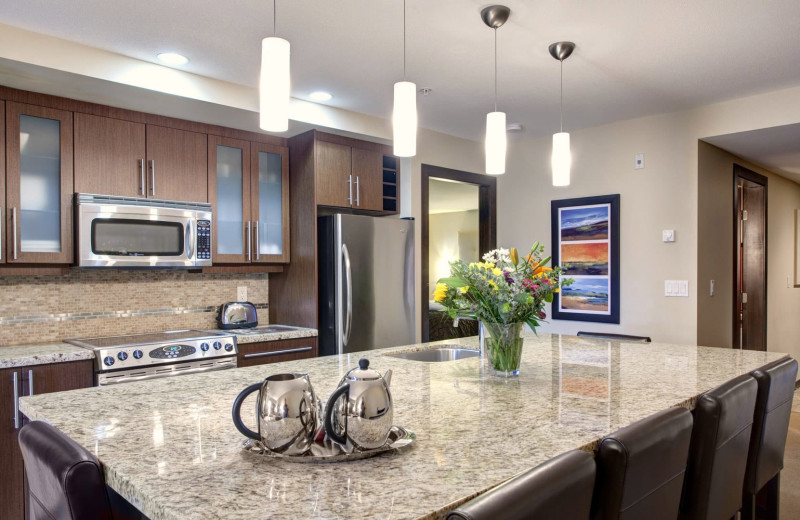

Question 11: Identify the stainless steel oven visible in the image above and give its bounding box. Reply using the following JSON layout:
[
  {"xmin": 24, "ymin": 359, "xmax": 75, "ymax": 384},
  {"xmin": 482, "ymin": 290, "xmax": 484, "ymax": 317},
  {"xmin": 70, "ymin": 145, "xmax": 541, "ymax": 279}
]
[
  {"xmin": 66, "ymin": 330, "xmax": 238, "ymax": 386},
  {"xmin": 75, "ymin": 193, "xmax": 212, "ymax": 268}
]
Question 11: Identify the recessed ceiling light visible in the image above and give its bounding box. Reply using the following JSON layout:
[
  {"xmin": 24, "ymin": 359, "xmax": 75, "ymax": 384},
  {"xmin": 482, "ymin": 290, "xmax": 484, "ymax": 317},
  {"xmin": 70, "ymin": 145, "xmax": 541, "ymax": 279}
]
[
  {"xmin": 309, "ymin": 91, "xmax": 333, "ymax": 101},
  {"xmin": 157, "ymin": 53, "xmax": 189, "ymax": 66}
]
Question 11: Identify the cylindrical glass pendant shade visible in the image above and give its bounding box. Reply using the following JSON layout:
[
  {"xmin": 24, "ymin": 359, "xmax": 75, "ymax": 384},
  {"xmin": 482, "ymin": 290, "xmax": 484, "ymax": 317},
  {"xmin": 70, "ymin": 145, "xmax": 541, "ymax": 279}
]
[
  {"xmin": 485, "ymin": 111, "xmax": 506, "ymax": 175},
  {"xmin": 259, "ymin": 37, "xmax": 290, "ymax": 132},
  {"xmin": 393, "ymin": 81, "xmax": 417, "ymax": 157},
  {"xmin": 552, "ymin": 131, "xmax": 571, "ymax": 186}
]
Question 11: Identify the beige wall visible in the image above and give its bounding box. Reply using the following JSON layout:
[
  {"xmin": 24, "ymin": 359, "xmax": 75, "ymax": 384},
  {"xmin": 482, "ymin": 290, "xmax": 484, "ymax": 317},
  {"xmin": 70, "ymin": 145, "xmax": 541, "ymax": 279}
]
[
  {"xmin": 428, "ymin": 210, "xmax": 479, "ymax": 297},
  {"xmin": 0, "ymin": 270, "xmax": 269, "ymax": 346},
  {"xmin": 697, "ymin": 141, "xmax": 800, "ymax": 359}
]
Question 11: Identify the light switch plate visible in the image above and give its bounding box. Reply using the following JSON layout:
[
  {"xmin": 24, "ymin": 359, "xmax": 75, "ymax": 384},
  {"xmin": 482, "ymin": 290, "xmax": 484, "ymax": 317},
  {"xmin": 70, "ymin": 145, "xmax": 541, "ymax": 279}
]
[
  {"xmin": 665, "ymin": 280, "xmax": 689, "ymax": 297},
  {"xmin": 635, "ymin": 153, "xmax": 645, "ymax": 169},
  {"xmin": 662, "ymin": 229, "xmax": 675, "ymax": 242}
]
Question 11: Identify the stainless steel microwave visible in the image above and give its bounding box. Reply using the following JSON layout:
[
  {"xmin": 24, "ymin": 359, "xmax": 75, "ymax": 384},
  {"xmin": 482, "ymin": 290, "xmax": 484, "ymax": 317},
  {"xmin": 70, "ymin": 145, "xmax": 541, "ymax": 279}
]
[{"xmin": 75, "ymin": 193, "xmax": 212, "ymax": 268}]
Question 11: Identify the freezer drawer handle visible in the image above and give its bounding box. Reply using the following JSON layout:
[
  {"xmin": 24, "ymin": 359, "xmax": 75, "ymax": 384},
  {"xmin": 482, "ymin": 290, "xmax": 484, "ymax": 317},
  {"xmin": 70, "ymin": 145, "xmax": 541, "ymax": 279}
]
[{"xmin": 243, "ymin": 346, "xmax": 313, "ymax": 359}]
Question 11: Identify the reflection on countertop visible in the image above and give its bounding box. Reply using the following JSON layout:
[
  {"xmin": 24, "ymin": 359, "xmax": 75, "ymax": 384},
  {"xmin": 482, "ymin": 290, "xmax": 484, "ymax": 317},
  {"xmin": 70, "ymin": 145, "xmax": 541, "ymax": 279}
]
[{"xmin": 18, "ymin": 333, "xmax": 787, "ymax": 520}]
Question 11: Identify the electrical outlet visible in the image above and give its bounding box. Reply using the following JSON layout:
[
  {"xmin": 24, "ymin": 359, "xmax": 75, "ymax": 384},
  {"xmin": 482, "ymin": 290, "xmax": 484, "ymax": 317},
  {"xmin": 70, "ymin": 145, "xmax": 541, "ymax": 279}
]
[
  {"xmin": 237, "ymin": 286, "xmax": 247, "ymax": 302},
  {"xmin": 662, "ymin": 229, "xmax": 675, "ymax": 242},
  {"xmin": 634, "ymin": 153, "xmax": 645, "ymax": 170}
]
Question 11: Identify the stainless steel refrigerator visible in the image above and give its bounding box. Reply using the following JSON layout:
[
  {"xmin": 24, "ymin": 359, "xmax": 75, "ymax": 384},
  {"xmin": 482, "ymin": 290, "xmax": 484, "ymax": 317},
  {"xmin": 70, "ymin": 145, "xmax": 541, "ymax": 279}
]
[{"xmin": 318, "ymin": 214, "xmax": 415, "ymax": 356}]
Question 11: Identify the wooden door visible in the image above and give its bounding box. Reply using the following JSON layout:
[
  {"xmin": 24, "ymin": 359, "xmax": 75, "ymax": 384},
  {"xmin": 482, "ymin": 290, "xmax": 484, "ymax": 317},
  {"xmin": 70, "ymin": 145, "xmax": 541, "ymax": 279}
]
[
  {"xmin": 734, "ymin": 166, "xmax": 767, "ymax": 351},
  {"xmin": 351, "ymin": 147, "xmax": 383, "ymax": 211},
  {"xmin": 315, "ymin": 140, "xmax": 352, "ymax": 207},
  {"xmin": 251, "ymin": 142, "xmax": 290, "ymax": 263},
  {"xmin": 5, "ymin": 102, "xmax": 73, "ymax": 264},
  {"xmin": 0, "ymin": 101, "xmax": 5, "ymax": 264},
  {"xmin": 208, "ymin": 135, "xmax": 251, "ymax": 263},
  {"xmin": 74, "ymin": 113, "xmax": 146, "ymax": 197},
  {"xmin": 0, "ymin": 368, "xmax": 23, "ymax": 520},
  {"xmin": 146, "ymin": 125, "xmax": 207, "ymax": 202}
]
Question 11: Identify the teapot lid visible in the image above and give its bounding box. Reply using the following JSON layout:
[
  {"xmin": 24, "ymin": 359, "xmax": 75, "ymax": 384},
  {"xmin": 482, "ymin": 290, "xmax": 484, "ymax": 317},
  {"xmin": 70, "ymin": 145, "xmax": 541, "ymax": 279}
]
[{"xmin": 344, "ymin": 358, "xmax": 382, "ymax": 381}]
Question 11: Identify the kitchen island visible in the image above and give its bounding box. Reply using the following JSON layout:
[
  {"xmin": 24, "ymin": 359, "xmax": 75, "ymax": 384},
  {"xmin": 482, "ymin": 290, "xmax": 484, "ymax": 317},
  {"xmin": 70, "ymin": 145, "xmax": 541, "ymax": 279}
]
[{"xmin": 19, "ymin": 333, "xmax": 786, "ymax": 520}]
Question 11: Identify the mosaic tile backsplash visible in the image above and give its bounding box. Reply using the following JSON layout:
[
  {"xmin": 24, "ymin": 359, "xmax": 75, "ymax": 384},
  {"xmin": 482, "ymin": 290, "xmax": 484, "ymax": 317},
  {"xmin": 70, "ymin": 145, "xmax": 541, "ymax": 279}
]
[{"xmin": 0, "ymin": 269, "xmax": 269, "ymax": 346}]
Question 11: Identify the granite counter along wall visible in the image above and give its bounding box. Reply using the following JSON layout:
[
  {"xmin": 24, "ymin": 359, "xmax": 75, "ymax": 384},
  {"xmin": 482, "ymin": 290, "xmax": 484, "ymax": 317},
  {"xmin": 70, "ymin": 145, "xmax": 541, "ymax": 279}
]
[{"xmin": 0, "ymin": 269, "xmax": 269, "ymax": 346}]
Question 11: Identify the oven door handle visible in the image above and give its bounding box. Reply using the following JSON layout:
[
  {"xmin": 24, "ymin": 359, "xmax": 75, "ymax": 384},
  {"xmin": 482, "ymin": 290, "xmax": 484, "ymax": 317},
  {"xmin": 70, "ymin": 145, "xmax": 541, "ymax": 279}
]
[{"xmin": 97, "ymin": 360, "xmax": 235, "ymax": 385}]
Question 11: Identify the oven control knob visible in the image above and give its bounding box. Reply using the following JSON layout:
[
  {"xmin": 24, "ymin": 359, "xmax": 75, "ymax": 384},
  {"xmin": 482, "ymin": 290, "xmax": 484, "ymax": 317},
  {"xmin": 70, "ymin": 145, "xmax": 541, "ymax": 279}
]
[
  {"xmin": 133, "ymin": 349, "xmax": 143, "ymax": 359},
  {"xmin": 213, "ymin": 341, "xmax": 222, "ymax": 350},
  {"xmin": 224, "ymin": 343, "xmax": 234, "ymax": 352},
  {"xmin": 103, "ymin": 356, "xmax": 115, "ymax": 367},
  {"xmin": 200, "ymin": 342, "xmax": 210, "ymax": 352},
  {"xmin": 117, "ymin": 351, "xmax": 128, "ymax": 361}
]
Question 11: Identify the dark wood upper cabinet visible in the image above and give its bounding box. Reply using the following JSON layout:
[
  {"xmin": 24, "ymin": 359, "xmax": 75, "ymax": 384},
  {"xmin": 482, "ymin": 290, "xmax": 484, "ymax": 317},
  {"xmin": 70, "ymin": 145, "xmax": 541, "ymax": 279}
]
[
  {"xmin": 74, "ymin": 115, "xmax": 207, "ymax": 203},
  {"xmin": 250, "ymin": 142, "xmax": 290, "ymax": 263},
  {"xmin": 74, "ymin": 113, "xmax": 146, "ymax": 197},
  {"xmin": 5, "ymin": 102, "xmax": 73, "ymax": 264},
  {"xmin": 208, "ymin": 135, "xmax": 251, "ymax": 264},
  {"xmin": 315, "ymin": 140, "xmax": 352, "ymax": 207},
  {"xmin": 352, "ymin": 147, "xmax": 384, "ymax": 212},
  {"xmin": 0, "ymin": 101, "xmax": 5, "ymax": 264},
  {"xmin": 145, "ymin": 125, "xmax": 207, "ymax": 202}
]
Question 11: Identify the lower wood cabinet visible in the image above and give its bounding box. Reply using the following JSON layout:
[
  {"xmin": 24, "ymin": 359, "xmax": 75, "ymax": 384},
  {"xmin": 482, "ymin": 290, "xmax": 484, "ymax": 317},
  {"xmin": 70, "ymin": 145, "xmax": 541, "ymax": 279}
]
[
  {"xmin": 237, "ymin": 337, "xmax": 318, "ymax": 368},
  {"xmin": 0, "ymin": 360, "xmax": 93, "ymax": 520}
]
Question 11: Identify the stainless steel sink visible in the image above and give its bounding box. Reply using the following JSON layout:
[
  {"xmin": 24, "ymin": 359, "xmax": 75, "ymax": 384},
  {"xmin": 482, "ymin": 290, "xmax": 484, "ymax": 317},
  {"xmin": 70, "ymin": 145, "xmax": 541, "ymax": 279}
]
[{"xmin": 385, "ymin": 347, "xmax": 480, "ymax": 362}]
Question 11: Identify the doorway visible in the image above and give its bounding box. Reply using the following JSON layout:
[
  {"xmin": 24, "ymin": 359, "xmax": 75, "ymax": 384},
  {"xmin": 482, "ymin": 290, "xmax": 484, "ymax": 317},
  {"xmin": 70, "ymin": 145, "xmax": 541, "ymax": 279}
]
[
  {"xmin": 421, "ymin": 164, "xmax": 496, "ymax": 342},
  {"xmin": 733, "ymin": 164, "xmax": 767, "ymax": 350}
]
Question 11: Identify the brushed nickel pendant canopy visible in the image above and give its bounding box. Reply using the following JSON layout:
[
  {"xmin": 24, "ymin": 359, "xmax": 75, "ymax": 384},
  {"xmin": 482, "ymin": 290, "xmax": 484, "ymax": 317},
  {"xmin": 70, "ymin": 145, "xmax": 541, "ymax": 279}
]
[
  {"xmin": 548, "ymin": 41, "xmax": 576, "ymax": 62},
  {"xmin": 480, "ymin": 5, "xmax": 510, "ymax": 29}
]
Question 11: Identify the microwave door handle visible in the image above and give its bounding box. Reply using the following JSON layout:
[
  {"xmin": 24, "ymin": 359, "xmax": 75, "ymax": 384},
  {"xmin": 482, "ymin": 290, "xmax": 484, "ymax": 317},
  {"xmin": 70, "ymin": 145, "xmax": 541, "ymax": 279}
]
[{"xmin": 185, "ymin": 220, "xmax": 194, "ymax": 261}]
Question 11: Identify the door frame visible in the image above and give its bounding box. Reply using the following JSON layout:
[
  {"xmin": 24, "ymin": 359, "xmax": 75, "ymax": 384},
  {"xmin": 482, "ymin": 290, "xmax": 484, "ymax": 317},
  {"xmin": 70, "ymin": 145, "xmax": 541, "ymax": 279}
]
[
  {"xmin": 732, "ymin": 164, "xmax": 768, "ymax": 350},
  {"xmin": 421, "ymin": 164, "xmax": 497, "ymax": 342}
]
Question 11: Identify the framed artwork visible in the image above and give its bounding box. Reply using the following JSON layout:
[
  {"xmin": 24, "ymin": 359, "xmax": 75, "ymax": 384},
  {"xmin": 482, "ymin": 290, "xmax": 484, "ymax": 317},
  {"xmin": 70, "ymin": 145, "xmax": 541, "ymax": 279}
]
[{"xmin": 551, "ymin": 194, "xmax": 620, "ymax": 323}]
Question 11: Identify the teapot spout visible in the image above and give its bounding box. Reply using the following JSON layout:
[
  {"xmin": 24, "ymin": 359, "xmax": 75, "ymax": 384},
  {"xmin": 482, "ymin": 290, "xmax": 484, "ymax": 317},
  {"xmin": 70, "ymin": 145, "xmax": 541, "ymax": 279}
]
[{"xmin": 384, "ymin": 369, "xmax": 392, "ymax": 387}]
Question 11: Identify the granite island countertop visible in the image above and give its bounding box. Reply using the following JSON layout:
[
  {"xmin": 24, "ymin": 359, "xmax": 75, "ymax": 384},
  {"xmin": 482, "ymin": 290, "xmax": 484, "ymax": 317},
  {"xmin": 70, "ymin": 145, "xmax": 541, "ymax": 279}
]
[{"xmin": 19, "ymin": 333, "xmax": 787, "ymax": 520}]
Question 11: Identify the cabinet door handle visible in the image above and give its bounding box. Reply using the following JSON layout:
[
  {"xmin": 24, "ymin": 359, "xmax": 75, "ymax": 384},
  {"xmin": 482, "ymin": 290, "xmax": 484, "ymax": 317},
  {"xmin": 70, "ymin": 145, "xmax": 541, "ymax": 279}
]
[
  {"xmin": 243, "ymin": 346, "xmax": 313, "ymax": 359},
  {"xmin": 12, "ymin": 207, "xmax": 18, "ymax": 260},
  {"xmin": 12, "ymin": 371, "xmax": 19, "ymax": 429},
  {"xmin": 148, "ymin": 160, "xmax": 156, "ymax": 197},
  {"xmin": 139, "ymin": 158, "xmax": 146, "ymax": 196},
  {"xmin": 355, "ymin": 176, "xmax": 360, "ymax": 207},
  {"xmin": 254, "ymin": 221, "xmax": 260, "ymax": 261},
  {"xmin": 28, "ymin": 369, "xmax": 34, "ymax": 396},
  {"xmin": 246, "ymin": 221, "xmax": 252, "ymax": 262},
  {"xmin": 347, "ymin": 175, "xmax": 353, "ymax": 205}
]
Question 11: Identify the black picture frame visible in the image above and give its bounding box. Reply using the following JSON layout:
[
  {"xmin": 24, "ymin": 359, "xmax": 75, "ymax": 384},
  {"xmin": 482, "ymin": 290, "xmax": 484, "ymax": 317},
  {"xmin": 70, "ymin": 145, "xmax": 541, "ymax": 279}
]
[{"xmin": 551, "ymin": 194, "xmax": 620, "ymax": 324}]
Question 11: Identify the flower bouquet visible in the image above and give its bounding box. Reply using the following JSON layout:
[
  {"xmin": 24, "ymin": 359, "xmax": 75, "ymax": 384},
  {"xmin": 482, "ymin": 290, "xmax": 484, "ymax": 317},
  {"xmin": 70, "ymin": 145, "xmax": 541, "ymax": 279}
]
[{"xmin": 434, "ymin": 243, "xmax": 570, "ymax": 377}]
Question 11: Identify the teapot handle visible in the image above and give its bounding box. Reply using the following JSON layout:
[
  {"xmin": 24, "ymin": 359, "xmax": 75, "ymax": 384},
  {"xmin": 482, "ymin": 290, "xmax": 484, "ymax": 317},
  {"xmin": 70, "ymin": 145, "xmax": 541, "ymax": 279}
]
[
  {"xmin": 323, "ymin": 383, "xmax": 350, "ymax": 446},
  {"xmin": 231, "ymin": 382, "xmax": 262, "ymax": 440}
]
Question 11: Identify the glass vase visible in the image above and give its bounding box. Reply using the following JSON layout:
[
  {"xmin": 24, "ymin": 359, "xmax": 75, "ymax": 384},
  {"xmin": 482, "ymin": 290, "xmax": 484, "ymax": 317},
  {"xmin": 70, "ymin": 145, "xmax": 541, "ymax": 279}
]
[{"xmin": 480, "ymin": 321, "xmax": 525, "ymax": 378}]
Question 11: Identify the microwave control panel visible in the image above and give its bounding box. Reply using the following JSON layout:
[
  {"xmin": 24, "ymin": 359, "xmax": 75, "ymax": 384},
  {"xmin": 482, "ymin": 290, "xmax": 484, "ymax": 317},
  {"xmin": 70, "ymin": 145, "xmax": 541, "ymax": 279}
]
[{"xmin": 197, "ymin": 220, "xmax": 211, "ymax": 260}]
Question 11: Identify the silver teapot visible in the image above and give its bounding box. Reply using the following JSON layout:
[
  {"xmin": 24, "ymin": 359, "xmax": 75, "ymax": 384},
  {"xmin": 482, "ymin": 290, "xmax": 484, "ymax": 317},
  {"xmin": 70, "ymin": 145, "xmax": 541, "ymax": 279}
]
[
  {"xmin": 323, "ymin": 358, "xmax": 393, "ymax": 450},
  {"xmin": 232, "ymin": 373, "xmax": 320, "ymax": 455}
]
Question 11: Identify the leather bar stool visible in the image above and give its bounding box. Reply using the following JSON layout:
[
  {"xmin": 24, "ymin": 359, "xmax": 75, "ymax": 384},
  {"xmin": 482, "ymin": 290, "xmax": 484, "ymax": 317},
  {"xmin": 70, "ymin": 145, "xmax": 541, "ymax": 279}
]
[
  {"xmin": 446, "ymin": 450, "xmax": 595, "ymax": 520},
  {"xmin": 741, "ymin": 357, "xmax": 798, "ymax": 520},
  {"xmin": 679, "ymin": 373, "xmax": 758, "ymax": 520},
  {"xmin": 592, "ymin": 407, "xmax": 693, "ymax": 520},
  {"xmin": 18, "ymin": 420, "xmax": 147, "ymax": 520}
]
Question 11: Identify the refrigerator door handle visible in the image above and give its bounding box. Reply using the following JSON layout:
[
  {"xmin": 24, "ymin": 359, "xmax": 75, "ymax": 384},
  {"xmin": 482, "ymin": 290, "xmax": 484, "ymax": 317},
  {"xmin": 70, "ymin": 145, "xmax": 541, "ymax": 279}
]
[{"xmin": 342, "ymin": 243, "xmax": 353, "ymax": 346}]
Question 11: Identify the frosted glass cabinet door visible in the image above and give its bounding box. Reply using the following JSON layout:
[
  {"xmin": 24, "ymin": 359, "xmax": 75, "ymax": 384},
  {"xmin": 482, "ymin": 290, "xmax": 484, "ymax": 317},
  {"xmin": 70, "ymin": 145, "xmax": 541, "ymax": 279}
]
[
  {"xmin": 5, "ymin": 102, "xmax": 73, "ymax": 264},
  {"xmin": 208, "ymin": 136, "xmax": 250, "ymax": 263},
  {"xmin": 251, "ymin": 143, "xmax": 289, "ymax": 263}
]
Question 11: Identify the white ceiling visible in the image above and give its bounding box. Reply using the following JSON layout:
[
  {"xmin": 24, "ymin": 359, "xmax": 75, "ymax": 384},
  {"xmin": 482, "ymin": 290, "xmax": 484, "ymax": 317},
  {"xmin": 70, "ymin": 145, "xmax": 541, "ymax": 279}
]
[
  {"xmin": 704, "ymin": 124, "xmax": 800, "ymax": 184},
  {"xmin": 429, "ymin": 178, "xmax": 480, "ymax": 214},
  {"xmin": 2, "ymin": 1, "xmax": 800, "ymax": 142}
]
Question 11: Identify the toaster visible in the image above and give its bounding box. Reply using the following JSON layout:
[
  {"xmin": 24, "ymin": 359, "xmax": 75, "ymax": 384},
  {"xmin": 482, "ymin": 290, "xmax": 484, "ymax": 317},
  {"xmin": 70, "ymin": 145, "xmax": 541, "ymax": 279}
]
[{"xmin": 218, "ymin": 302, "xmax": 258, "ymax": 329}]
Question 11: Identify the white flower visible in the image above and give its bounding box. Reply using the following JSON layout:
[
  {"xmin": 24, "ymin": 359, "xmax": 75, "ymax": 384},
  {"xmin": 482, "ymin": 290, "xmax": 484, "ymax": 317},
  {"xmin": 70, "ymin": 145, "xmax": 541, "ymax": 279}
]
[{"xmin": 482, "ymin": 248, "xmax": 511, "ymax": 265}]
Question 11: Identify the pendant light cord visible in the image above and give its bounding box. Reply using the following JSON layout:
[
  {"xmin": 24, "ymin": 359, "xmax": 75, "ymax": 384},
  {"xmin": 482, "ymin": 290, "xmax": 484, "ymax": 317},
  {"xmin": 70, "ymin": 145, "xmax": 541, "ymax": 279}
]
[
  {"xmin": 273, "ymin": 0, "xmax": 276, "ymax": 34},
  {"xmin": 494, "ymin": 28, "xmax": 498, "ymax": 112},
  {"xmin": 403, "ymin": 0, "xmax": 407, "ymax": 80},
  {"xmin": 560, "ymin": 58, "xmax": 564, "ymax": 132}
]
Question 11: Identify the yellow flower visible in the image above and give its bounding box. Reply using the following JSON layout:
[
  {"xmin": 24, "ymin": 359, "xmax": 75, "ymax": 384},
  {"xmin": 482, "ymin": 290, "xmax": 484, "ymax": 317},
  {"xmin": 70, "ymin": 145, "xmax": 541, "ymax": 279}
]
[
  {"xmin": 459, "ymin": 286, "xmax": 469, "ymax": 294},
  {"xmin": 510, "ymin": 247, "xmax": 519, "ymax": 264},
  {"xmin": 492, "ymin": 267, "xmax": 502, "ymax": 276},
  {"xmin": 433, "ymin": 283, "xmax": 448, "ymax": 302},
  {"xmin": 488, "ymin": 280, "xmax": 498, "ymax": 290}
]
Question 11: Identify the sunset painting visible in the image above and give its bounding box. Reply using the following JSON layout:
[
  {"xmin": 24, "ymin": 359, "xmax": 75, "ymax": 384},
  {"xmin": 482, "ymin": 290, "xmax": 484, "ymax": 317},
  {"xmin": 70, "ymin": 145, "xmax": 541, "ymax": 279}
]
[
  {"xmin": 560, "ymin": 278, "xmax": 610, "ymax": 313},
  {"xmin": 560, "ymin": 206, "xmax": 609, "ymax": 241},
  {"xmin": 561, "ymin": 242, "xmax": 609, "ymax": 275}
]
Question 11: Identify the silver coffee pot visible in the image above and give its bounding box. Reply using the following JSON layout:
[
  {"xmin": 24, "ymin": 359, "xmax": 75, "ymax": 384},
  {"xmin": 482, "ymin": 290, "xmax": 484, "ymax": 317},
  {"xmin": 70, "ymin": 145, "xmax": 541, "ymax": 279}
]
[
  {"xmin": 323, "ymin": 358, "xmax": 393, "ymax": 450},
  {"xmin": 232, "ymin": 373, "xmax": 320, "ymax": 455}
]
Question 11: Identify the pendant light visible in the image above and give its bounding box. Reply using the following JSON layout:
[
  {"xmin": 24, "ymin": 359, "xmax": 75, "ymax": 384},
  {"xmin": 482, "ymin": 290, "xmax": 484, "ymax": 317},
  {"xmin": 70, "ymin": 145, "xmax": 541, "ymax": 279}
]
[
  {"xmin": 549, "ymin": 41, "xmax": 575, "ymax": 186},
  {"xmin": 393, "ymin": 0, "xmax": 417, "ymax": 157},
  {"xmin": 481, "ymin": 5, "xmax": 510, "ymax": 175},
  {"xmin": 260, "ymin": 0, "xmax": 290, "ymax": 132}
]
